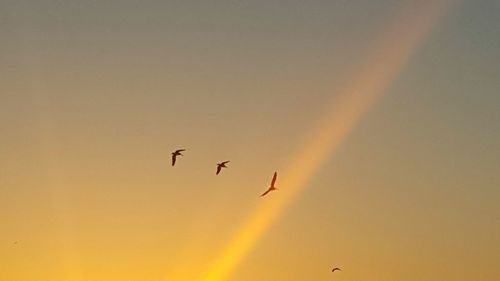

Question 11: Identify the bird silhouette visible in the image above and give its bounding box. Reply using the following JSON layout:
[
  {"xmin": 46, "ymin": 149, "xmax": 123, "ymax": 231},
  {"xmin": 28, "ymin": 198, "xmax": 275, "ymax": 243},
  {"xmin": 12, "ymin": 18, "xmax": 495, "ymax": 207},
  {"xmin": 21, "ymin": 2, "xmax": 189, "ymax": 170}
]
[
  {"xmin": 332, "ymin": 267, "xmax": 342, "ymax": 272},
  {"xmin": 260, "ymin": 172, "xmax": 278, "ymax": 197},
  {"xmin": 216, "ymin": 161, "xmax": 230, "ymax": 175},
  {"xmin": 171, "ymin": 149, "xmax": 185, "ymax": 166}
]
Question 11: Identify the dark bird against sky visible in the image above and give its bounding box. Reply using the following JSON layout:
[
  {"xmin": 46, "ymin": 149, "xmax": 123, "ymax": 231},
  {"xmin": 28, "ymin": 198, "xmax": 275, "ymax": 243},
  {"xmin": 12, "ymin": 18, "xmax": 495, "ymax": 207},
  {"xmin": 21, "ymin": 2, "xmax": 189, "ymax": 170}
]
[
  {"xmin": 332, "ymin": 267, "xmax": 342, "ymax": 272},
  {"xmin": 260, "ymin": 171, "xmax": 278, "ymax": 197},
  {"xmin": 171, "ymin": 149, "xmax": 185, "ymax": 166},
  {"xmin": 216, "ymin": 161, "xmax": 230, "ymax": 175}
]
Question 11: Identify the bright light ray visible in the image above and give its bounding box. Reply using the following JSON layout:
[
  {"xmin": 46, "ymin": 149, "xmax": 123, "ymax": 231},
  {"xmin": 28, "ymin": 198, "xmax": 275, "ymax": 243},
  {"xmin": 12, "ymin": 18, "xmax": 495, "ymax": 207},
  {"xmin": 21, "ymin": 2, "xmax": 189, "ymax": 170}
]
[{"xmin": 201, "ymin": 1, "xmax": 454, "ymax": 280}]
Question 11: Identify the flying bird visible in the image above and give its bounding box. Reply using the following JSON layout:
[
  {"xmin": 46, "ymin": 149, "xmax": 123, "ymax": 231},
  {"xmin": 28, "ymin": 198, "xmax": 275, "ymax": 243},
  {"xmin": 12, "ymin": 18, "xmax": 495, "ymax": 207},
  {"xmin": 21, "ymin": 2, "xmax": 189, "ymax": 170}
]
[
  {"xmin": 260, "ymin": 171, "xmax": 278, "ymax": 197},
  {"xmin": 171, "ymin": 149, "xmax": 185, "ymax": 166},
  {"xmin": 216, "ymin": 161, "xmax": 230, "ymax": 175},
  {"xmin": 332, "ymin": 267, "xmax": 342, "ymax": 273}
]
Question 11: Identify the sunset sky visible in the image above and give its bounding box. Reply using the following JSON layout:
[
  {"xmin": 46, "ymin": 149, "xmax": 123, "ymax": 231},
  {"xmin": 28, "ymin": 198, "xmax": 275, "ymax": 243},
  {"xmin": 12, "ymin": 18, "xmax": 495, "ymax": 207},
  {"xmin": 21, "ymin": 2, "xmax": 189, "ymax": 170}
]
[{"xmin": 1, "ymin": 1, "xmax": 499, "ymax": 281}]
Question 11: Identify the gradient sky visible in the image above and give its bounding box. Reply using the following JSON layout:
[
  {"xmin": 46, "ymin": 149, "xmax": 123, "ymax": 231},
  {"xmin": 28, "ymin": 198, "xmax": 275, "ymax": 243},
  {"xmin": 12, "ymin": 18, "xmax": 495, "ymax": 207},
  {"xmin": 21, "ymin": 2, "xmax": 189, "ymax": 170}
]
[{"xmin": 1, "ymin": 1, "xmax": 499, "ymax": 281}]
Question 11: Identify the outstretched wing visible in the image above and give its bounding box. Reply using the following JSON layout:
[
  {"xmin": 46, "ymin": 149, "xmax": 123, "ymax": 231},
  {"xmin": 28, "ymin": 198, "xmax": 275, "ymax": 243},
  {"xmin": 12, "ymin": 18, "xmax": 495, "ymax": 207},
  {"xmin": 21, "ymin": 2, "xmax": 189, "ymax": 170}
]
[
  {"xmin": 270, "ymin": 172, "xmax": 277, "ymax": 187},
  {"xmin": 260, "ymin": 188, "xmax": 272, "ymax": 197},
  {"xmin": 222, "ymin": 161, "xmax": 230, "ymax": 165},
  {"xmin": 216, "ymin": 165, "xmax": 222, "ymax": 175},
  {"xmin": 332, "ymin": 268, "xmax": 341, "ymax": 272},
  {"xmin": 174, "ymin": 149, "xmax": 186, "ymax": 155},
  {"xmin": 172, "ymin": 154, "xmax": 176, "ymax": 166}
]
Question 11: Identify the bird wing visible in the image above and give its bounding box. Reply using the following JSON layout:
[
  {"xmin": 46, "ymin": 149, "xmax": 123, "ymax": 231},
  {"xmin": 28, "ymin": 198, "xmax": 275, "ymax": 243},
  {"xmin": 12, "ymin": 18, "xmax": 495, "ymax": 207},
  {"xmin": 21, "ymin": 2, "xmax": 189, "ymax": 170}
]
[
  {"xmin": 175, "ymin": 149, "xmax": 186, "ymax": 153},
  {"xmin": 172, "ymin": 154, "xmax": 176, "ymax": 166},
  {"xmin": 222, "ymin": 161, "xmax": 230, "ymax": 165},
  {"xmin": 260, "ymin": 188, "xmax": 272, "ymax": 197},
  {"xmin": 332, "ymin": 268, "xmax": 341, "ymax": 272},
  {"xmin": 271, "ymin": 172, "xmax": 277, "ymax": 187},
  {"xmin": 216, "ymin": 165, "xmax": 222, "ymax": 175}
]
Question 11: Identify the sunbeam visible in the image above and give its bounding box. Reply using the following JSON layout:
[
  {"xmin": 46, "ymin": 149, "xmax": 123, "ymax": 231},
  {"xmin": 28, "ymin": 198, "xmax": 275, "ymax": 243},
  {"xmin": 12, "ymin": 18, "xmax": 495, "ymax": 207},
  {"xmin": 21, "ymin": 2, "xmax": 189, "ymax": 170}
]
[{"xmin": 201, "ymin": 1, "xmax": 455, "ymax": 280}]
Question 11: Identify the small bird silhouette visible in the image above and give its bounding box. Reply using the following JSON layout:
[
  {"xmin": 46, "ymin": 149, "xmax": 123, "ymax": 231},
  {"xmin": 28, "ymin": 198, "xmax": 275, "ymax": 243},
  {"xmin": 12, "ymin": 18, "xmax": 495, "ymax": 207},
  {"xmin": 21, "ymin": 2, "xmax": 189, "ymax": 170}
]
[
  {"xmin": 260, "ymin": 172, "xmax": 278, "ymax": 197},
  {"xmin": 332, "ymin": 267, "xmax": 342, "ymax": 272},
  {"xmin": 216, "ymin": 161, "xmax": 230, "ymax": 175},
  {"xmin": 171, "ymin": 149, "xmax": 185, "ymax": 166}
]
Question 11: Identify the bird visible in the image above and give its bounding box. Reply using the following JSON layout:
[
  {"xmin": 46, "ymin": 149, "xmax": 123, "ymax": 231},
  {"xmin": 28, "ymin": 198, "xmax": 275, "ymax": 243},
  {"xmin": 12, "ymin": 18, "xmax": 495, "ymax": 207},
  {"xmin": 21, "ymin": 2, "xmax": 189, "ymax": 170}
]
[
  {"xmin": 332, "ymin": 267, "xmax": 342, "ymax": 273},
  {"xmin": 171, "ymin": 149, "xmax": 185, "ymax": 166},
  {"xmin": 260, "ymin": 171, "xmax": 278, "ymax": 197},
  {"xmin": 216, "ymin": 161, "xmax": 230, "ymax": 175}
]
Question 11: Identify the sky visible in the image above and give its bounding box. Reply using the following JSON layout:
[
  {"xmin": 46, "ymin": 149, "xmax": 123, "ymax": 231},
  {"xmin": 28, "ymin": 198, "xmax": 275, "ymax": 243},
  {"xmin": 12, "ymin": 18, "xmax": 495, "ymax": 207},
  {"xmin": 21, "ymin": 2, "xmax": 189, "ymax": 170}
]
[{"xmin": 1, "ymin": 1, "xmax": 499, "ymax": 281}]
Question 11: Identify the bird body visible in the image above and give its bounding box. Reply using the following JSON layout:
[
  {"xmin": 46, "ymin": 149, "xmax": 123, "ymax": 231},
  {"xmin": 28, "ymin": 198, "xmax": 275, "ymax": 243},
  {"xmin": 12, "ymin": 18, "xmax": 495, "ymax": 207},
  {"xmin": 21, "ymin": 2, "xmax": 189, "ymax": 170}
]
[
  {"xmin": 216, "ymin": 161, "xmax": 230, "ymax": 175},
  {"xmin": 171, "ymin": 149, "xmax": 185, "ymax": 166},
  {"xmin": 260, "ymin": 172, "xmax": 278, "ymax": 197}
]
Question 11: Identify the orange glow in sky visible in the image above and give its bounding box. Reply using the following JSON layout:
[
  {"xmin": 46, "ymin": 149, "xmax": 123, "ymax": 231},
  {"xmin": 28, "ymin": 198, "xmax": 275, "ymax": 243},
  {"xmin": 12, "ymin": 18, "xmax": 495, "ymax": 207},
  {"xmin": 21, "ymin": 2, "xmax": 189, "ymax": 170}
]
[
  {"xmin": 4, "ymin": 1, "xmax": 499, "ymax": 281},
  {"xmin": 201, "ymin": 1, "xmax": 454, "ymax": 280}
]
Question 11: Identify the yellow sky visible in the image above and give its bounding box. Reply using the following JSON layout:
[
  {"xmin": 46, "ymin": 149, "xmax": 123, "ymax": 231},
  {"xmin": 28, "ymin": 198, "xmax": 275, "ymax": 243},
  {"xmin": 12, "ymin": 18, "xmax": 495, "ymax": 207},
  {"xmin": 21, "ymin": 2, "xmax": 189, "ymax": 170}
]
[
  {"xmin": 1, "ymin": 1, "xmax": 499, "ymax": 281},
  {"xmin": 200, "ymin": 1, "xmax": 456, "ymax": 280}
]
